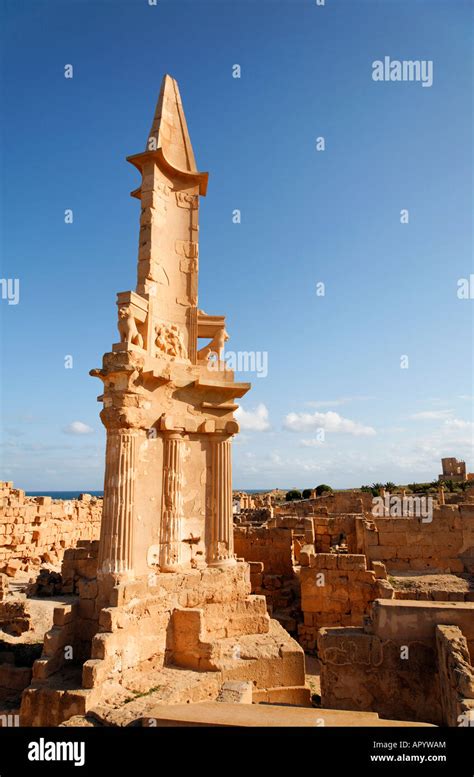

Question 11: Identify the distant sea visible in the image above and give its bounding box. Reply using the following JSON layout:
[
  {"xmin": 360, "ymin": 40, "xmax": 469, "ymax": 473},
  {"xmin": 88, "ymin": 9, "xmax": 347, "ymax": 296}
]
[
  {"xmin": 26, "ymin": 491, "xmax": 104, "ymax": 500},
  {"xmin": 25, "ymin": 488, "xmax": 272, "ymax": 500}
]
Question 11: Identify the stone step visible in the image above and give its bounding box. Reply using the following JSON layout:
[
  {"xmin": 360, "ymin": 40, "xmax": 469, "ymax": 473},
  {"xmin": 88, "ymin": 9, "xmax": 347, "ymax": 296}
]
[
  {"xmin": 139, "ymin": 701, "xmax": 435, "ymax": 727},
  {"xmin": 202, "ymin": 596, "xmax": 270, "ymax": 639}
]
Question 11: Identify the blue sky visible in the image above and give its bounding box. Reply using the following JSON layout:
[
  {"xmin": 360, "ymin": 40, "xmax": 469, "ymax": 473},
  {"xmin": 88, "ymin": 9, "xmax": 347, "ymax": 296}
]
[{"xmin": 0, "ymin": 0, "xmax": 472, "ymax": 491}]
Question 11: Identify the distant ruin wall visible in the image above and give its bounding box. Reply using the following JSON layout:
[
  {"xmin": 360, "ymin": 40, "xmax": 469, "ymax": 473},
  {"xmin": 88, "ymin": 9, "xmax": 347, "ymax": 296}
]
[
  {"xmin": 236, "ymin": 508, "xmax": 272, "ymax": 524},
  {"xmin": 362, "ymin": 505, "xmax": 474, "ymax": 573},
  {"xmin": 0, "ymin": 482, "xmax": 102, "ymax": 574},
  {"xmin": 234, "ymin": 527, "xmax": 293, "ymax": 576},
  {"xmin": 278, "ymin": 492, "xmax": 373, "ymax": 516}
]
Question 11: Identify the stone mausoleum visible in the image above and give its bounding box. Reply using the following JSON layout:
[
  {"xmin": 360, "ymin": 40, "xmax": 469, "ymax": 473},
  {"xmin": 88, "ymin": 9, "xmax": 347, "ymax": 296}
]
[{"xmin": 19, "ymin": 75, "xmax": 307, "ymax": 725}]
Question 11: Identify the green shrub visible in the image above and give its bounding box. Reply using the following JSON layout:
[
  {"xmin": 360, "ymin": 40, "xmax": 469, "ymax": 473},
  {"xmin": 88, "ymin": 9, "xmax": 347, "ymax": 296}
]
[
  {"xmin": 285, "ymin": 490, "xmax": 302, "ymax": 502},
  {"xmin": 315, "ymin": 484, "xmax": 332, "ymax": 496}
]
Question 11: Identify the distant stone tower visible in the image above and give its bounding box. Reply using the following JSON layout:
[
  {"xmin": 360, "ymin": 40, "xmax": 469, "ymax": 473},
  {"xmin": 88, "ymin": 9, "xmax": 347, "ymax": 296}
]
[{"xmin": 92, "ymin": 75, "xmax": 249, "ymax": 580}]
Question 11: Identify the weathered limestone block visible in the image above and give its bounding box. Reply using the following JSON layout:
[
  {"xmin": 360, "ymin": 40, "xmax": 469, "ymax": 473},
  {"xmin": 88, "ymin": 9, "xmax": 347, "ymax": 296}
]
[
  {"xmin": 217, "ymin": 680, "xmax": 253, "ymax": 704},
  {"xmin": 371, "ymin": 561, "xmax": 387, "ymax": 578}
]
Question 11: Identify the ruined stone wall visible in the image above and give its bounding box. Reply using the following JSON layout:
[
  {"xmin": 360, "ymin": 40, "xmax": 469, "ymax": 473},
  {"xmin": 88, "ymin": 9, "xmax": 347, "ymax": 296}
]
[
  {"xmin": 60, "ymin": 541, "xmax": 100, "ymax": 595},
  {"xmin": 318, "ymin": 600, "xmax": 474, "ymax": 725},
  {"xmin": 313, "ymin": 515, "xmax": 358, "ymax": 553},
  {"xmin": 298, "ymin": 554, "xmax": 392, "ymax": 652},
  {"xmin": 235, "ymin": 508, "xmax": 272, "ymax": 525},
  {"xmin": 275, "ymin": 502, "xmax": 311, "ymax": 516},
  {"xmin": 362, "ymin": 504, "xmax": 474, "ymax": 573},
  {"xmin": 278, "ymin": 492, "xmax": 372, "ymax": 516},
  {"xmin": 0, "ymin": 631, "xmax": 42, "ymax": 708},
  {"xmin": 0, "ymin": 654, "xmax": 34, "ymax": 706},
  {"xmin": 247, "ymin": 561, "xmax": 301, "ymax": 635},
  {"xmin": 0, "ymin": 600, "xmax": 30, "ymax": 637},
  {"xmin": 267, "ymin": 516, "xmax": 306, "ymax": 532},
  {"xmin": 318, "ymin": 623, "xmax": 442, "ymax": 724},
  {"xmin": 61, "ymin": 541, "xmax": 100, "ymax": 663},
  {"xmin": 234, "ymin": 526, "xmax": 294, "ymax": 576},
  {"xmin": 0, "ymin": 483, "xmax": 102, "ymax": 575},
  {"xmin": 314, "ymin": 492, "xmax": 373, "ymax": 513},
  {"xmin": 436, "ymin": 625, "xmax": 474, "ymax": 726}
]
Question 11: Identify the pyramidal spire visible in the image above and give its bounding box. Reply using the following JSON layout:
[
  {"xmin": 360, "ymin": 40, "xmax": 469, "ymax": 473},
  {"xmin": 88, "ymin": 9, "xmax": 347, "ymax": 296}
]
[{"xmin": 147, "ymin": 74, "xmax": 197, "ymax": 173}]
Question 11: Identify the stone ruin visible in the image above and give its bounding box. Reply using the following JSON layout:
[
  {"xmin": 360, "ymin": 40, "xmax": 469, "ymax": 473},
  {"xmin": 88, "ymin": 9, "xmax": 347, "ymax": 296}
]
[
  {"xmin": 0, "ymin": 482, "xmax": 101, "ymax": 577},
  {"xmin": 2, "ymin": 466, "xmax": 468, "ymax": 726},
  {"xmin": 1, "ymin": 77, "xmax": 473, "ymax": 729},
  {"xmin": 15, "ymin": 75, "xmax": 307, "ymax": 726},
  {"xmin": 439, "ymin": 456, "xmax": 474, "ymax": 483},
  {"xmin": 233, "ymin": 485, "xmax": 474, "ymax": 725}
]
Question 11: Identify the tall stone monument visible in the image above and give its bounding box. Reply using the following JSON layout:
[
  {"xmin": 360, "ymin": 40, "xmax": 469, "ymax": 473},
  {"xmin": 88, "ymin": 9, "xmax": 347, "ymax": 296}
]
[
  {"xmin": 20, "ymin": 76, "xmax": 306, "ymax": 725},
  {"xmin": 94, "ymin": 74, "xmax": 245, "ymax": 578}
]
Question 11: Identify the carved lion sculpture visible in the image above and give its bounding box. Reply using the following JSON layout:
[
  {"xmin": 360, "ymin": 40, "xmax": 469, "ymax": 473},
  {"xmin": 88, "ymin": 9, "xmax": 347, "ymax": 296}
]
[
  {"xmin": 118, "ymin": 306, "xmax": 143, "ymax": 349},
  {"xmin": 197, "ymin": 327, "xmax": 229, "ymax": 362}
]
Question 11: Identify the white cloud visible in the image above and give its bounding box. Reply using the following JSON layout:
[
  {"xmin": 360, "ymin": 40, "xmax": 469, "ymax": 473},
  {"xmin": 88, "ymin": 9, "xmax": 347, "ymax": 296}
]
[
  {"xmin": 301, "ymin": 438, "xmax": 326, "ymax": 447},
  {"xmin": 63, "ymin": 421, "xmax": 94, "ymax": 435},
  {"xmin": 410, "ymin": 410, "xmax": 454, "ymax": 420},
  {"xmin": 284, "ymin": 410, "xmax": 376, "ymax": 437},
  {"xmin": 235, "ymin": 403, "xmax": 270, "ymax": 432}
]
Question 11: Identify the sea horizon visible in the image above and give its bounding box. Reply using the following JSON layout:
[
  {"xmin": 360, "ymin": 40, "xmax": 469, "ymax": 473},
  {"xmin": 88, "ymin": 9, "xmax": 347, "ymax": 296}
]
[{"xmin": 25, "ymin": 488, "xmax": 278, "ymax": 500}]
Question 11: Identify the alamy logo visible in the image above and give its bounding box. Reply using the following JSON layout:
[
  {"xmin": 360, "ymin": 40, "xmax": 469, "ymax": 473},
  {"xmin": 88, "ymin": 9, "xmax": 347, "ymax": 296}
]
[
  {"xmin": 0, "ymin": 713, "xmax": 19, "ymax": 726},
  {"xmin": 458, "ymin": 710, "xmax": 474, "ymax": 727},
  {"xmin": 0, "ymin": 278, "xmax": 20, "ymax": 305},
  {"xmin": 28, "ymin": 738, "xmax": 85, "ymax": 767},
  {"xmin": 372, "ymin": 495, "xmax": 433, "ymax": 523},
  {"xmin": 457, "ymin": 274, "xmax": 474, "ymax": 299},
  {"xmin": 207, "ymin": 350, "xmax": 268, "ymax": 379},
  {"xmin": 372, "ymin": 57, "xmax": 433, "ymax": 87}
]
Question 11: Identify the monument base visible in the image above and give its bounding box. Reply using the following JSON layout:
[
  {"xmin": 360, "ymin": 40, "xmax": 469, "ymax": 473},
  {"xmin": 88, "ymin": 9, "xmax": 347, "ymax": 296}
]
[{"xmin": 20, "ymin": 561, "xmax": 308, "ymax": 726}]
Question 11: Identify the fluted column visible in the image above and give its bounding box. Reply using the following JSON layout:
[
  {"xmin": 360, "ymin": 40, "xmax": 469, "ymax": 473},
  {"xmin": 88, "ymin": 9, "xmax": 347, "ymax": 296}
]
[
  {"xmin": 98, "ymin": 430, "xmax": 140, "ymax": 576},
  {"xmin": 160, "ymin": 433, "xmax": 183, "ymax": 570},
  {"xmin": 208, "ymin": 436, "xmax": 235, "ymax": 567}
]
